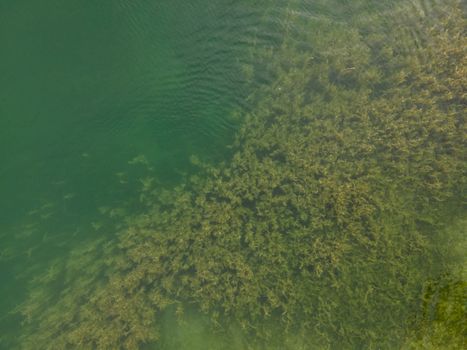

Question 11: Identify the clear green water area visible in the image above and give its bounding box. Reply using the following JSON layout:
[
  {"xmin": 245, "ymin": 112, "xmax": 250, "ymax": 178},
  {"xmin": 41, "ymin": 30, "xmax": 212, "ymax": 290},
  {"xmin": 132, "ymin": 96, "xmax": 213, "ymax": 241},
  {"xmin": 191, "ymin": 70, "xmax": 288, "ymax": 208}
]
[{"xmin": 0, "ymin": 1, "xmax": 465, "ymax": 349}]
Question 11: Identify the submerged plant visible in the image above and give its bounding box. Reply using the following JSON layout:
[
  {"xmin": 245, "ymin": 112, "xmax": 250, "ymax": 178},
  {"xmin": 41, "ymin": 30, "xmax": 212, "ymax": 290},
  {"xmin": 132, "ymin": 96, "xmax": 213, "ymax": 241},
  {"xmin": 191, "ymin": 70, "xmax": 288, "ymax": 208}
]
[{"xmin": 16, "ymin": 1, "xmax": 466, "ymax": 349}]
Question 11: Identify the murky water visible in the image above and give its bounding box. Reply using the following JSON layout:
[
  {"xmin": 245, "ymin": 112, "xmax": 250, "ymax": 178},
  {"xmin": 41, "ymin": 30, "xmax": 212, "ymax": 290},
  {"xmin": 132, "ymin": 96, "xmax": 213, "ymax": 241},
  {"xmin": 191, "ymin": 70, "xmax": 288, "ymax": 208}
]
[{"xmin": 1, "ymin": 1, "xmax": 465, "ymax": 349}]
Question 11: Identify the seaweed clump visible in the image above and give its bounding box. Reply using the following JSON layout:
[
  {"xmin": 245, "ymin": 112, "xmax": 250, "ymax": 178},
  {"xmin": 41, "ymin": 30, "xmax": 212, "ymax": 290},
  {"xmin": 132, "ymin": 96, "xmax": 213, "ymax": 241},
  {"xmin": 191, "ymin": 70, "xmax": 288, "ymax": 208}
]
[{"xmin": 17, "ymin": 1, "xmax": 466, "ymax": 349}]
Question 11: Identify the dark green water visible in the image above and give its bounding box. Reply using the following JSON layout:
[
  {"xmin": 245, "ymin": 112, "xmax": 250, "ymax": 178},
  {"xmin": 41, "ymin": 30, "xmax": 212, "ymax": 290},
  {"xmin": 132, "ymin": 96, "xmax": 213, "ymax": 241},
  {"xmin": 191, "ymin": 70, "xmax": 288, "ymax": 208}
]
[{"xmin": 1, "ymin": 1, "xmax": 465, "ymax": 349}]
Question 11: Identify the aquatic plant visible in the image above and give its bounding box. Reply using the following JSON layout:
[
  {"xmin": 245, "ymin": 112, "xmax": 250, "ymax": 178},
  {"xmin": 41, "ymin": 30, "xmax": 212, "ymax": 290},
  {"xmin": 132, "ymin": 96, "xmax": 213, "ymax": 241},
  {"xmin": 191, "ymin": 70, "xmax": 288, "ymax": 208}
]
[{"xmin": 17, "ymin": 1, "xmax": 465, "ymax": 349}]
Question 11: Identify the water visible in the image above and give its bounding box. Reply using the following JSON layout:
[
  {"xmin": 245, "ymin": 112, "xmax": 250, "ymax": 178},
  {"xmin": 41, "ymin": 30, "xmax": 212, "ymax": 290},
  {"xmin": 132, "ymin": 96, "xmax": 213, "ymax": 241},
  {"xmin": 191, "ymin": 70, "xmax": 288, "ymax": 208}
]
[
  {"xmin": 1, "ymin": 1, "xmax": 272, "ymax": 347},
  {"xmin": 1, "ymin": 1, "xmax": 465, "ymax": 349}
]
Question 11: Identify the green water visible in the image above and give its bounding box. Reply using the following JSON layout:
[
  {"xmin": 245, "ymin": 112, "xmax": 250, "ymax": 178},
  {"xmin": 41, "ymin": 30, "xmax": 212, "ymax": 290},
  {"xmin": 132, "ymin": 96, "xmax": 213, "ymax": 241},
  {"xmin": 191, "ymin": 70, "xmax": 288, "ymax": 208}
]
[{"xmin": 1, "ymin": 1, "xmax": 465, "ymax": 349}]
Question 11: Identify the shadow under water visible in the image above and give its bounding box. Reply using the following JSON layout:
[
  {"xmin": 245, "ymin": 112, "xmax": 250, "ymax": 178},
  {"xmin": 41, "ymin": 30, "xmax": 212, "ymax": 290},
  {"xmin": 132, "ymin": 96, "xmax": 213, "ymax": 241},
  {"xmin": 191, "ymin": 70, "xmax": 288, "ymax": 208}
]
[{"xmin": 2, "ymin": 0, "xmax": 466, "ymax": 349}]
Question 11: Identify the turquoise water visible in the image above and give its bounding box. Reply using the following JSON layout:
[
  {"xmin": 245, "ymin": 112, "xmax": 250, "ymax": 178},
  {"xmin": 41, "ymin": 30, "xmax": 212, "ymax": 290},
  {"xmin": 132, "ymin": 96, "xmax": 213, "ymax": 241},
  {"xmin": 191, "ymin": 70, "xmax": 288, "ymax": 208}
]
[{"xmin": 1, "ymin": 1, "xmax": 465, "ymax": 349}]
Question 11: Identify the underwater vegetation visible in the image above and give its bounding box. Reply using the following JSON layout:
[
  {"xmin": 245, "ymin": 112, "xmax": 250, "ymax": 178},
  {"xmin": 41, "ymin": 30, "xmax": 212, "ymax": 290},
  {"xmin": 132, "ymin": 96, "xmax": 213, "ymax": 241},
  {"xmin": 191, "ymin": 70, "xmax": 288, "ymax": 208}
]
[{"xmin": 15, "ymin": 1, "xmax": 466, "ymax": 349}]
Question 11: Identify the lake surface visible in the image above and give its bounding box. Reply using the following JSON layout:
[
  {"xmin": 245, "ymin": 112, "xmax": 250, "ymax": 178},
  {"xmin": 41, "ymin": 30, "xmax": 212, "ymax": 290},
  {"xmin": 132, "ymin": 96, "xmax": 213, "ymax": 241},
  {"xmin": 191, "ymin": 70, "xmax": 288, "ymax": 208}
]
[{"xmin": 1, "ymin": 1, "xmax": 465, "ymax": 349}]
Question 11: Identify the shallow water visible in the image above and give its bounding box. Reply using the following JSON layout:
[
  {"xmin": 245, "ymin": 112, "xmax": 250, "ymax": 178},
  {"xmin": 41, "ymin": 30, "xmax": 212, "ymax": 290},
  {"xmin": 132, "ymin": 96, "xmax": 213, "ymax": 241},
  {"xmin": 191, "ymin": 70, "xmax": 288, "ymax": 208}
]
[{"xmin": 0, "ymin": 1, "xmax": 465, "ymax": 349}]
